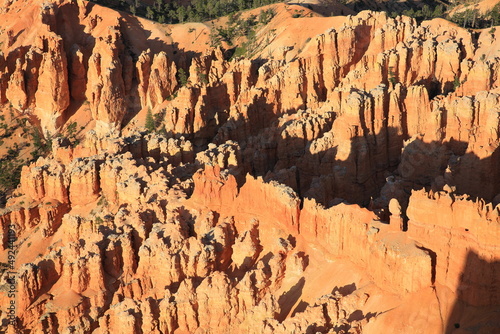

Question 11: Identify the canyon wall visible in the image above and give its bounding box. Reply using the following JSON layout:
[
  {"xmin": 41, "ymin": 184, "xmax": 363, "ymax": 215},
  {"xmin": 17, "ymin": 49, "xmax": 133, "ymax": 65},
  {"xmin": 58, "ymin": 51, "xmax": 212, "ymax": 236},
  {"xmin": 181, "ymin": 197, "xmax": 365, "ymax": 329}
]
[{"xmin": 0, "ymin": 0, "xmax": 499, "ymax": 333}]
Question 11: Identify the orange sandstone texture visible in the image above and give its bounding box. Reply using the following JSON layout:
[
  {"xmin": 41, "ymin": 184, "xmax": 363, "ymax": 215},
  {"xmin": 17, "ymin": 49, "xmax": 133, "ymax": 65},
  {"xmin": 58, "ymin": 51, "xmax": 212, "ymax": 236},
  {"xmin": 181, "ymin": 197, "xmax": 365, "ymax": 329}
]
[{"xmin": 0, "ymin": 0, "xmax": 499, "ymax": 333}]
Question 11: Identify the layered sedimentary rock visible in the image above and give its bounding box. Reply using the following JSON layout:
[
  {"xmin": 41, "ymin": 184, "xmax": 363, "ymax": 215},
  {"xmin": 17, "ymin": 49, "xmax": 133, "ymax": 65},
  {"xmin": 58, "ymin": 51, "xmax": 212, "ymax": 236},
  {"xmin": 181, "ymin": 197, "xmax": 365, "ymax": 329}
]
[{"xmin": 0, "ymin": 0, "xmax": 500, "ymax": 333}]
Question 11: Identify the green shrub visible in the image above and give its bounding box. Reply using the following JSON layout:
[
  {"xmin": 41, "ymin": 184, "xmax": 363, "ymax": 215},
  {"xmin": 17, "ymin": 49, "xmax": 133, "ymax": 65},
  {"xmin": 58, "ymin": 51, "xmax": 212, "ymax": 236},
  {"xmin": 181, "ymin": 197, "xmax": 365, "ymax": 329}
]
[
  {"xmin": 145, "ymin": 109, "xmax": 156, "ymax": 133},
  {"xmin": 258, "ymin": 8, "xmax": 275, "ymax": 24},
  {"xmin": 64, "ymin": 122, "xmax": 79, "ymax": 147},
  {"xmin": 388, "ymin": 67, "xmax": 398, "ymax": 86},
  {"xmin": 453, "ymin": 76, "xmax": 462, "ymax": 90},
  {"xmin": 232, "ymin": 46, "xmax": 247, "ymax": 58},
  {"xmin": 30, "ymin": 127, "xmax": 52, "ymax": 160},
  {"xmin": 166, "ymin": 92, "xmax": 178, "ymax": 101},
  {"xmin": 97, "ymin": 196, "xmax": 108, "ymax": 207},
  {"xmin": 0, "ymin": 158, "xmax": 23, "ymax": 202}
]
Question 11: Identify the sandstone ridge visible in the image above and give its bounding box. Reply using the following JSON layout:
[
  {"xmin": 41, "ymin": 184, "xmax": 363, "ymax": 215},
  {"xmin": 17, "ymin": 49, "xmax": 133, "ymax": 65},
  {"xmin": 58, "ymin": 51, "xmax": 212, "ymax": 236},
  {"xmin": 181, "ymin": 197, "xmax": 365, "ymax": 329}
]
[{"xmin": 0, "ymin": 0, "xmax": 499, "ymax": 333}]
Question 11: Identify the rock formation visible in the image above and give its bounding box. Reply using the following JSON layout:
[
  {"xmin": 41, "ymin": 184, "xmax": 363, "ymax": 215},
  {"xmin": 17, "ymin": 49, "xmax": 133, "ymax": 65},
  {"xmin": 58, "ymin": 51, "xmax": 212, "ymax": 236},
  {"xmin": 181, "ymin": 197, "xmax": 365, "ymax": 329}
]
[{"xmin": 0, "ymin": 0, "xmax": 499, "ymax": 333}]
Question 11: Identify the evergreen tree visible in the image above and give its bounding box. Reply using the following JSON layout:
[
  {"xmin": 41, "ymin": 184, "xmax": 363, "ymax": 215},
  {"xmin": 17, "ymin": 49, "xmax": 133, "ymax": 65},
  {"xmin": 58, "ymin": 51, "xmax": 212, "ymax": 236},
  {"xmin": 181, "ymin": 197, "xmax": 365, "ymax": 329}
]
[
  {"xmin": 154, "ymin": 0, "xmax": 162, "ymax": 11},
  {"xmin": 489, "ymin": 4, "xmax": 500, "ymax": 26},
  {"xmin": 432, "ymin": 5, "xmax": 444, "ymax": 18},
  {"xmin": 146, "ymin": 6, "xmax": 155, "ymax": 20},
  {"xmin": 145, "ymin": 109, "xmax": 156, "ymax": 133},
  {"xmin": 421, "ymin": 5, "xmax": 432, "ymax": 20},
  {"xmin": 178, "ymin": 68, "xmax": 189, "ymax": 86},
  {"xmin": 177, "ymin": 5, "xmax": 186, "ymax": 23}
]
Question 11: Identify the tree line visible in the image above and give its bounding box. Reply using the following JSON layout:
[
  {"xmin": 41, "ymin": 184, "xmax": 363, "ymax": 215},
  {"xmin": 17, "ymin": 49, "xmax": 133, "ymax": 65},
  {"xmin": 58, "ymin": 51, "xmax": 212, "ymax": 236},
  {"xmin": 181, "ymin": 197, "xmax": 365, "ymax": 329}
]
[
  {"xmin": 393, "ymin": 3, "xmax": 500, "ymax": 29},
  {"xmin": 449, "ymin": 3, "xmax": 500, "ymax": 29},
  {"xmin": 89, "ymin": 0, "xmax": 500, "ymax": 30},
  {"xmin": 88, "ymin": 0, "xmax": 280, "ymax": 24}
]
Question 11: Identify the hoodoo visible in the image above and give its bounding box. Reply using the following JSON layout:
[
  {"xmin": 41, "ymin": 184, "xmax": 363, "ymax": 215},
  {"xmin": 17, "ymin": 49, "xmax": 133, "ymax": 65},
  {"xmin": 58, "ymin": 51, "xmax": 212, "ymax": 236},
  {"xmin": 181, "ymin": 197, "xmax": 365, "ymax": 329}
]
[{"xmin": 0, "ymin": 0, "xmax": 499, "ymax": 333}]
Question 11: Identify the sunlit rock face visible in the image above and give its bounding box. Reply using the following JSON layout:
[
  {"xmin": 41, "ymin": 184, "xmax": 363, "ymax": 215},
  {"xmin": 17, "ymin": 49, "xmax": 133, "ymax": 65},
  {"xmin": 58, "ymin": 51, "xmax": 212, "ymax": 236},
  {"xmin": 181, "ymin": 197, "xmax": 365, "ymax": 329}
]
[{"xmin": 0, "ymin": 1, "xmax": 499, "ymax": 333}]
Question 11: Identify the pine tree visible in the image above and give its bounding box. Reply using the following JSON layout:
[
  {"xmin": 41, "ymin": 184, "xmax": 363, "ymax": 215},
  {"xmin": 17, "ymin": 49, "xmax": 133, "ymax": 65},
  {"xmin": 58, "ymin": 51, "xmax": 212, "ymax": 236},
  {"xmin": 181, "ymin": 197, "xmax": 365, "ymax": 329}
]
[
  {"xmin": 422, "ymin": 5, "xmax": 431, "ymax": 20},
  {"xmin": 146, "ymin": 6, "xmax": 155, "ymax": 20},
  {"xmin": 177, "ymin": 5, "xmax": 186, "ymax": 23},
  {"xmin": 145, "ymin": 109, "xmax": 155, "ymax": 133},
  {"xmin": 490, "ymin": 4, "xmax": 500, "ymax": 26},
  {"xmin": 432, "ymin": 5, "xmax": 443, "ymax": 19},
  {"xmin": 178, "ymin": 68, "xmax": 189, "ymax": 86}
]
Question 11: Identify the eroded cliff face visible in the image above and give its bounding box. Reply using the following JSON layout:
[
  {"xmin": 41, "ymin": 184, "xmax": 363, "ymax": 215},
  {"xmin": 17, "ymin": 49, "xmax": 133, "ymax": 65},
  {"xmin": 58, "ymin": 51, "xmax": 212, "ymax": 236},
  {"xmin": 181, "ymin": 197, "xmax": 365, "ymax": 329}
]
[
  {"xmin": 0, "ymin": 0, "xmax": 499, "ymax": 333},
  {"xmin": 0, "ymin": 0, "xmax": 181, "ymax": 134}
]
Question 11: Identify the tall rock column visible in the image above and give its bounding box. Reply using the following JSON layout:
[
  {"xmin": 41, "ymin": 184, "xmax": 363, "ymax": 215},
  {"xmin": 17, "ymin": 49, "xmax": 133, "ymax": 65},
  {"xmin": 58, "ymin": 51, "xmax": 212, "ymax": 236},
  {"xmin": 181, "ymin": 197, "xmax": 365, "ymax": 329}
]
[
  {"xmin": 34, "ymin": 34, "xmax": 70, "ymax": 134},
  {"xmin": 86, "ymin": 24, "xmax": 127, "ymax": 128}
]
